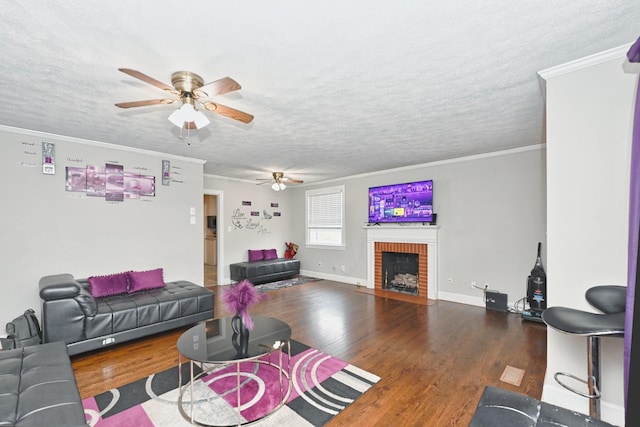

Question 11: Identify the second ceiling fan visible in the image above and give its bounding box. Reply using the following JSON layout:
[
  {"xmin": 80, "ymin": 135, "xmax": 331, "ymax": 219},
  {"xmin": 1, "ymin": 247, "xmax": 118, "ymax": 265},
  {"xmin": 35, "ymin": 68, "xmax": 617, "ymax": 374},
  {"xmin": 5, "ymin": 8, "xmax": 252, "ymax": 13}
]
[
  {"xmin": 115, "ymin": 68, "xmax": 254, "ymax": 128},
  {"xmin": 257, "ymin": 172, "xmax": 304, "ymax": 191}
]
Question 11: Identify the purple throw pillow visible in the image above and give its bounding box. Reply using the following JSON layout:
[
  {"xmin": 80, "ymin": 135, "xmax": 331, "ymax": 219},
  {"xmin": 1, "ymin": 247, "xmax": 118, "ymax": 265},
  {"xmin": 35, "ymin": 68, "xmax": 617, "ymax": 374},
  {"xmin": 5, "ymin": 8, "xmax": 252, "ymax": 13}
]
[
  {"xmin": 88, "ymin": 272, "xmax": 129, "ymax": 298},
  {"xmin": 263, "ymin": 248, "xmax": 278, "ymax": 260},
  {"xmin": 128, "ymin": 268, "xmax": 165, "ymax": 293},
  {"xmin": 248, "ymin": 249, "xmax": 264, "ymax": 262}
]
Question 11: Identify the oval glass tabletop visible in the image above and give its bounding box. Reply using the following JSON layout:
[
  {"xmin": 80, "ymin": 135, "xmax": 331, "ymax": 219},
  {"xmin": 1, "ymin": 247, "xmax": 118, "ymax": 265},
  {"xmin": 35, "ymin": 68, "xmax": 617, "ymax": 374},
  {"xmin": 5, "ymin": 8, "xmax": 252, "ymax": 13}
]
[{"xmin": 177, "ymin": 316, "xmax": 291, "ymax": 363}]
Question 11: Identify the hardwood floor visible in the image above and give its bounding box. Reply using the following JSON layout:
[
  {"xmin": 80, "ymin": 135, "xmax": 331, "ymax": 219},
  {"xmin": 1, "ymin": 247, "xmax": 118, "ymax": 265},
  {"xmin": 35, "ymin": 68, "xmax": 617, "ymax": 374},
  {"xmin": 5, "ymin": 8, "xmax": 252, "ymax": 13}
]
[
  {"xmin": 204, "ymin": 263, "xmax": 217, "ymax": 286},
  {"xmin": 71, "ymin": 280, "xmax": 547, "ymax": 426}
]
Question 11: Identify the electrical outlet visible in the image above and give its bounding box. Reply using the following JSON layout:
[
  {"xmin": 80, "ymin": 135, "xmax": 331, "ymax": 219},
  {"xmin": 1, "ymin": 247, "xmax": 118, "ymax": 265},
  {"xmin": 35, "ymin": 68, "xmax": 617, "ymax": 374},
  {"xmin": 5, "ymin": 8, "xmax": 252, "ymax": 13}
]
[
  {"xmin": 340, "ymin": 265, "xmax": 346, "ymax": 272},
  {"xmin": 470, "ymin": 281, "xmax": 477, "ymax": 289}
]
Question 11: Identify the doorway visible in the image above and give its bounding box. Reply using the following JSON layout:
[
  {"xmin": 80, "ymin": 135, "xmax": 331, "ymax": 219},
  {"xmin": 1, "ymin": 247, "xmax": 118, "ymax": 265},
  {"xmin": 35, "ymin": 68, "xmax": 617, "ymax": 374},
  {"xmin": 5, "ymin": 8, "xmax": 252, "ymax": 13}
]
[{"xmin": 203, "ymin": 194, "xmax": 218, "ymax": 286}]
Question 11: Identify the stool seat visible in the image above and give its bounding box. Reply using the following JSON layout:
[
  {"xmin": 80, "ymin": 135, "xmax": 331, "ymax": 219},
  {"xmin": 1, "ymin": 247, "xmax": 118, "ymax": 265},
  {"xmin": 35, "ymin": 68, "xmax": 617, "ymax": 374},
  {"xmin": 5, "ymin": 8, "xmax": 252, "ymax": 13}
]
[
  {"xmin": 541, "ymin": 308, "xmax": 625, "ymax": 337},
  {"xmin": 585, "ymin": 285, "xmax": 626, "ymax": 314}
]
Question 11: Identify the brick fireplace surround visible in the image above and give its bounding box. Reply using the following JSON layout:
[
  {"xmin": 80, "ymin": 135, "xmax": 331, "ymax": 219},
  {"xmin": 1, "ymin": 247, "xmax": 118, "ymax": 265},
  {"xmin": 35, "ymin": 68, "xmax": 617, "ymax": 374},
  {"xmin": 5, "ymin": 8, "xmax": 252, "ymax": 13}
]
[
  {"xmin": 375, "ymin": 241, "xmax": 428, "ymax": 296},
  {"xmin": 365, "ymin": 225, "xmax": 439, "ymax": 303}
]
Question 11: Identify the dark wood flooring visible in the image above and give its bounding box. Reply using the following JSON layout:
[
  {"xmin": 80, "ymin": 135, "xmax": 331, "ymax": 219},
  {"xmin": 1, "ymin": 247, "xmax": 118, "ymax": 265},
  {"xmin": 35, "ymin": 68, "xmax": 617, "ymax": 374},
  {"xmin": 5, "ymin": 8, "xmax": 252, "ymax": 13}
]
[
  {"xmin": 71, "ymin": 280, "xmax": 547, "ymax": 426},
  {"xmin": 204, "ymin": 263, "xmax": 217, "ymax": 286}
]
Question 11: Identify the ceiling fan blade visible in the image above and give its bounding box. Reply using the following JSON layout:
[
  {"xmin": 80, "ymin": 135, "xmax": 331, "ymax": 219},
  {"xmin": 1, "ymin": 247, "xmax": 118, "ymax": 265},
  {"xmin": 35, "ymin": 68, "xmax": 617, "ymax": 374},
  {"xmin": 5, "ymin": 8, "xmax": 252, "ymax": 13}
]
[
  {"xmin": 115, "ymin": 99, "xmax": 176, "ymax": 108},
  {"xmin": 118, "ymin": 68, "xmax": 179, "ymax": 95},
  {"xmin": 193, "ymin": 77, "xmax": 241, "ymax": 98},
  {"xmin": 203, "ymin": 102, "xmax": 254, "ymax": 124},
  {"xmin": 282, "ymin": 177, "xmax": 304, "ymax": 184}
]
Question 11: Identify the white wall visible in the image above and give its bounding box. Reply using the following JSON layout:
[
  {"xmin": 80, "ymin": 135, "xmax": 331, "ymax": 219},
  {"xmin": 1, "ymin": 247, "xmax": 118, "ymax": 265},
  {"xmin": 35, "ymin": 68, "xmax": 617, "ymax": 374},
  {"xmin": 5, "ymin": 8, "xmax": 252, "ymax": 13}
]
[
  {"xmin": 203, "ymin": 174, "xmax": 295, "ymax": 284},
  {"xmin": 287, "ymin": 146, "xmax": 547, "ymax": 307},
  {"xmin": 542, "ymin": 46, "xmax": 636, "ymax": 425},
  {"xmin": 0, "ymin": 126, "xmax": 205, "ymax": 326}
]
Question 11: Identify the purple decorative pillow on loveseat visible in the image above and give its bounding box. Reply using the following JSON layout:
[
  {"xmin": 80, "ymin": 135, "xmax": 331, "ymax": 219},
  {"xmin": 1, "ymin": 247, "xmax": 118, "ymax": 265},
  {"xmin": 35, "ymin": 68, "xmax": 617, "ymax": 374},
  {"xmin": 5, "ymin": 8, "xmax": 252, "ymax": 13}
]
[
  {"xmin": 263, "ymin": 248, "xmax": 278, "ymax": 260},
  {"xmin": 88, "ymin": 272, "xmax": 130, "ymax": 298},
  {"xmin": 128, "ymin": 268, "xmax": 166, "ymax": 293},
  {"xmin": 248, "ymin": 249, "xmax": 264, "ymax": 262}
]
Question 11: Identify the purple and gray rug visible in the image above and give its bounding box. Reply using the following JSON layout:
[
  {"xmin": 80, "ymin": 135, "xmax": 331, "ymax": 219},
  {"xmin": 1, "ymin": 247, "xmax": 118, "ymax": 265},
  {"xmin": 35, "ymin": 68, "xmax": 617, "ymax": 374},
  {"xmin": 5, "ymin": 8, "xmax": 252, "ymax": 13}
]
[
  {"xmin": 82, "ymin": 340, "xmax": 379, "ymax": 426},
  {"xmin": 254, "ymin": 276, "xmax": 321, "ymax": 292}
]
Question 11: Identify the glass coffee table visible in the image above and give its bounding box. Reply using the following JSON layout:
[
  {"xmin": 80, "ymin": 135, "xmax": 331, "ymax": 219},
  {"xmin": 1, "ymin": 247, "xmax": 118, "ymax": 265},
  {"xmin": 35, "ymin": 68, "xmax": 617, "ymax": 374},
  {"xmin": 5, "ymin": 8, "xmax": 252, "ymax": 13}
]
[{"xmin": 176, "ymin": 316, "xmax": 292, "ymax": 426}]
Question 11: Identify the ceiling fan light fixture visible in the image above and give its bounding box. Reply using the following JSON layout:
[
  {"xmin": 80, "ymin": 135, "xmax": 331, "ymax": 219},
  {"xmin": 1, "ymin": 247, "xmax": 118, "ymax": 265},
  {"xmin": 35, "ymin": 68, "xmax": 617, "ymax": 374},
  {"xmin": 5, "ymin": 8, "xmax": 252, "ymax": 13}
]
[
  {"xmin": 168, "ymin": 107, "xmax": 186, "ymax": 128},
  {"xmin": 168, "ymin": 102, "xmax": 210, "ymax": 129},
  {"xmin": 191, "ymin": 109, "xmax": 210, "ymax": 129},
  {"xmin": 271, "ymin": 181, "xmax": 286, "ymax": 191}
]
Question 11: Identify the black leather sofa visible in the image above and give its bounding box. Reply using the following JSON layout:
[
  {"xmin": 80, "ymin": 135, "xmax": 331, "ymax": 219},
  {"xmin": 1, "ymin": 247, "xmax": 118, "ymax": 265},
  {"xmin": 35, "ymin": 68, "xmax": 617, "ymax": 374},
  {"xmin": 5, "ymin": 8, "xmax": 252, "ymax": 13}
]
[
  {"xmin": 0, "ymin": 341, "xmax": 87, "ymax": 426},
  {"xmin": 230, "ymin": 258, "xmax": 300, "ymax": 284},
  {"xmin": 39, "ymin": 273, "xmax": 214, "ymax": 356}
]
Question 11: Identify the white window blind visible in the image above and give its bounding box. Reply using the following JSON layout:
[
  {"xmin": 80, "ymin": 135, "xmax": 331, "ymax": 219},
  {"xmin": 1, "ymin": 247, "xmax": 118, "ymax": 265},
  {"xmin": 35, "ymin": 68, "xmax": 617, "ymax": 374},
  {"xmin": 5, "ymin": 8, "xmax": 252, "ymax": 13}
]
[{"xmin": 306, "ymin": 186, "xmax": 345, "ymax": 247}]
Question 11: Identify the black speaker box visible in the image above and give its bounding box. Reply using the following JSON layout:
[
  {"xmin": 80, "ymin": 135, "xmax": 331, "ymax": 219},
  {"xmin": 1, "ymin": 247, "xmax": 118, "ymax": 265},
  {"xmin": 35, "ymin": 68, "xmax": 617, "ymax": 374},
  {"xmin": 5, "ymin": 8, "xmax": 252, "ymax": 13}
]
[{"xmin": 485, "ymin": 291, "xmax": 508, "ymax": 312}]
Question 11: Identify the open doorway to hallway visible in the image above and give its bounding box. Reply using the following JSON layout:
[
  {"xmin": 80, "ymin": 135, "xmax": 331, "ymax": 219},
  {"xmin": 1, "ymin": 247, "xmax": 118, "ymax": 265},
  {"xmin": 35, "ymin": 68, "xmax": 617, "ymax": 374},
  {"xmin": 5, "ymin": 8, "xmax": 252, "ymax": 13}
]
[{"xmin": 203, "ymin": 194, "xmax": 217, "ymax": 286}]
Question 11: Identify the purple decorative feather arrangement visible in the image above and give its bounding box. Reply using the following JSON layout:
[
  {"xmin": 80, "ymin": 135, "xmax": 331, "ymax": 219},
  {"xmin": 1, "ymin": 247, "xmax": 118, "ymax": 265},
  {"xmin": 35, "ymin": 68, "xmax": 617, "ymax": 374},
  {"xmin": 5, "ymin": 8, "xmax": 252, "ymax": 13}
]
[{"xmin": 221, "ymin": 280, "xmax": 266, "ymax": 330}]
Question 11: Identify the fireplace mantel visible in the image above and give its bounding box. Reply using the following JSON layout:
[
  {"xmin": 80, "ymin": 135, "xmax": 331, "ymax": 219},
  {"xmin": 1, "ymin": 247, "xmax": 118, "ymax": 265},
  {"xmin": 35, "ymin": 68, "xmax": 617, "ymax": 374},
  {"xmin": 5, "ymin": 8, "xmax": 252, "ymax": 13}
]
[{"xmin": 364, "ymin": 225, "xmax": 439, "ymax": 299}]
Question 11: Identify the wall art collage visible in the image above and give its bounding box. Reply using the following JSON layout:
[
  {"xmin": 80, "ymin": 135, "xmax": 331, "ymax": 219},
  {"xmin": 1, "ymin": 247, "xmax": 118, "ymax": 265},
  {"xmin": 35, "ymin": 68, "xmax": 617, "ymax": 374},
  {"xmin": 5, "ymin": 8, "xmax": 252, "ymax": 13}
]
[
  {"xmin": 65, "ymin": 163, "xmax": 155, "ymax": 202},
  {"xmin": 230, "ymin": 201, "xmax": 282, "ymax": 234}
]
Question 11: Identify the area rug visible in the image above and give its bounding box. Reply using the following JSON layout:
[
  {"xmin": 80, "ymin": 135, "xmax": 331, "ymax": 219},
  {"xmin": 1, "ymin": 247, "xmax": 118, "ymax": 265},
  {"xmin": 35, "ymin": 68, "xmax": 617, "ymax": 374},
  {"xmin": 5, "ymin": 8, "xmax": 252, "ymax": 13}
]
[
  {"xmin": 254, "ymin": 276, "xmax": 321, "ymax": 292},
  {"xmin": 82, "ymin": 340, "xmax": 379, "ymax": 426}
]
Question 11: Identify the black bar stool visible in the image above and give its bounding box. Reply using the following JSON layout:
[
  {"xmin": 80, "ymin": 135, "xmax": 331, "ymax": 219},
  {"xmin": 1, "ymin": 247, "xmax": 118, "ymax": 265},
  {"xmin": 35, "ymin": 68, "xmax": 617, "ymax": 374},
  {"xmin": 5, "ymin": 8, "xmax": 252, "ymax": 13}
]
[
  {"xmin": 585, "ymin": 285, "xmax": 626, "ymax": 315},
  {"xmin": 541, "ymin": 296, "xmax": 625, "ymax": 420}
]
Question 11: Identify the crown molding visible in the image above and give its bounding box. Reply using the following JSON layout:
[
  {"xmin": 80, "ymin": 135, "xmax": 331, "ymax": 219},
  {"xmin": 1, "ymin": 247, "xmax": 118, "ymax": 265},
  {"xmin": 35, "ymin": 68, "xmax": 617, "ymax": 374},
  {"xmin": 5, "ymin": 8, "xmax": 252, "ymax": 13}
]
[
  {"xmin": 0, "ymin": 124, "xmax": 207, "ymax": 164},
  {"xmin": 538, "ymin": 43, "xmax": 632, "ymax": 81}
]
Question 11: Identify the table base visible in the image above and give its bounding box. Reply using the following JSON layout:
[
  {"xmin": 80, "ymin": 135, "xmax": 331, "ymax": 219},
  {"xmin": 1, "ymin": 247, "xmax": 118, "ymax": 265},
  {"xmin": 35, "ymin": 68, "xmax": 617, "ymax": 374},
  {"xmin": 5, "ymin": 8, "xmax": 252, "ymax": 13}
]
[{"xmin": 178, "ymin": 343, "xmax": 292, "ymax": 426}]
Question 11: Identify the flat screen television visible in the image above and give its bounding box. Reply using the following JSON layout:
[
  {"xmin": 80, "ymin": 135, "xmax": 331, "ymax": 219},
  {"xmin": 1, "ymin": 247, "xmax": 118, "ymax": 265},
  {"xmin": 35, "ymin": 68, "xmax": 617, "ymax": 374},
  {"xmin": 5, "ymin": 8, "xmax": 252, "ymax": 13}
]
[{"xmin": 368, "ymin": 179, "xmax": 433, "ymax": 224}]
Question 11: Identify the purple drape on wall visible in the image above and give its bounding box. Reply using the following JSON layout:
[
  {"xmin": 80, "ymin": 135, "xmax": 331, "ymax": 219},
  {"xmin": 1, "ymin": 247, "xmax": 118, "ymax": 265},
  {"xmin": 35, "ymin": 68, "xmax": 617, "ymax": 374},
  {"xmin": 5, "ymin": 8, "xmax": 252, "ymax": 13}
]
[{"xmin": 625, "ymin": 37, "xmax": 640, "ymax": 409}]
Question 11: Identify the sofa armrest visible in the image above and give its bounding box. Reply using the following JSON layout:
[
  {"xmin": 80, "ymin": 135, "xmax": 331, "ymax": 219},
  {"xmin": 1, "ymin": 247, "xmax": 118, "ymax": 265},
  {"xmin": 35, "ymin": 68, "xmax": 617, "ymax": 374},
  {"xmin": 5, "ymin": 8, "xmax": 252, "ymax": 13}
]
[
  {"xmin": 39, "ymin": 274, "xmax": 99, "ymax": 344},
  {"xmin": 39, "ymin": 274, "xmax": 97, "ymax": 317},
  {"xmin": 39, "ymin": 274, "xmax": 81, "ymax": 300}
]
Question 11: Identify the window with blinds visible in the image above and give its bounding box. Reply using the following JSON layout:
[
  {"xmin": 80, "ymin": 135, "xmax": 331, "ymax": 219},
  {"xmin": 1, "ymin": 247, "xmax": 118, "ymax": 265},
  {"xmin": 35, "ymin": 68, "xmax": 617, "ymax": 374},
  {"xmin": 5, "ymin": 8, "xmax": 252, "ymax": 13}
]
[{"xmin": 306, "ymin": 185, "xmax": 345, "ymax": 247}]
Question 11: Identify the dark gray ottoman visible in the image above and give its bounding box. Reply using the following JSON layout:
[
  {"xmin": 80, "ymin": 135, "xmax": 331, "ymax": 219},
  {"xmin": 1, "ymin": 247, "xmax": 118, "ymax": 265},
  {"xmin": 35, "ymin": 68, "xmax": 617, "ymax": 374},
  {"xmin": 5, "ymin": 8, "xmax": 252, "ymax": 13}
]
[{"xmin": 469, "ymin": 386, "xmax": 615, "ymax": 426}]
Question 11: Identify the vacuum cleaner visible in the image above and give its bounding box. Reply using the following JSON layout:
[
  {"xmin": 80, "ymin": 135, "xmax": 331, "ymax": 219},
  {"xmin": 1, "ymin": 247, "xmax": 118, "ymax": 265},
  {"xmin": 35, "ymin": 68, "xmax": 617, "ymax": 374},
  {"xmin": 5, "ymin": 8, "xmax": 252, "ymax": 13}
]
[{"xmin": 522, "ymin": 242, "xmax": 547, "ymax": 322}]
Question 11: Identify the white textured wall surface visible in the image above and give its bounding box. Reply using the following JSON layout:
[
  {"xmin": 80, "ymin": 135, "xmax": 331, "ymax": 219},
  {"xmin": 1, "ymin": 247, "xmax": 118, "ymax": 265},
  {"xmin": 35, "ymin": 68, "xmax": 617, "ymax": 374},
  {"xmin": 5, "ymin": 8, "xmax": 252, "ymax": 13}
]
[{"xmin": 543, "ymin": 51, "xmax": 635, "ymax": 425}]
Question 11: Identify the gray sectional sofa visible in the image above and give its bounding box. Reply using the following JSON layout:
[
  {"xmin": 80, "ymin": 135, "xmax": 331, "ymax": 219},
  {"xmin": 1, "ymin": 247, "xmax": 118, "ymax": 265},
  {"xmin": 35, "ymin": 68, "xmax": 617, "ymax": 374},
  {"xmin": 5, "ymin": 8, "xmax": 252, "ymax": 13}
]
[
  {"xmin": 39, "ymin": 273, "xmax": 214, "ymax": 356},
  {"xmin": 0, "ymin": 341, "xmax": 87, "ymax": 426}
]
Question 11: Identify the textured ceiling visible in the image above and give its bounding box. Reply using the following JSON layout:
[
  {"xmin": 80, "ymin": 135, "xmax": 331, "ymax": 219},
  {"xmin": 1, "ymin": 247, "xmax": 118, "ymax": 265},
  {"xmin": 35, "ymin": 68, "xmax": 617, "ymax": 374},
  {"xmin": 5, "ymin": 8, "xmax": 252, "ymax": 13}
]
[{"xmin": 1, "ymin": 1, "xmax": 638, "ymax": 184}]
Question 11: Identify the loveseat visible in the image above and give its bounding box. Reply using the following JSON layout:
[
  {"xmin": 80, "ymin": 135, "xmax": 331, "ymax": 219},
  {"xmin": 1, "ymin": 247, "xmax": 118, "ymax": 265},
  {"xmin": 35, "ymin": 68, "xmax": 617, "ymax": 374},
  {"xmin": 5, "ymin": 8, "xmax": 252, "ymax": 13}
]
[
  {"xmin": 39, "ymin": 271, "xmax": 214, "ymax": 356},
  {"xmin": 0, "ymin": 341, "xmax": 87, "ymax": 426},
  {"xmin": 230, "ymin": 249, "xmax": 300, "ymax": 284}
]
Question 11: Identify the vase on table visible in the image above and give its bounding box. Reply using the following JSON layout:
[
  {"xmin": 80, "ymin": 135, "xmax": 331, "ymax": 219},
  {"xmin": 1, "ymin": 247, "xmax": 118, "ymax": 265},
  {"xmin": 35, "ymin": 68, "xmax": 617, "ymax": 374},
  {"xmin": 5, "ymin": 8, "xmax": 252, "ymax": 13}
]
[{"xmin": 231, "ymin": 313, "xmax": 250, "ymax": 357}]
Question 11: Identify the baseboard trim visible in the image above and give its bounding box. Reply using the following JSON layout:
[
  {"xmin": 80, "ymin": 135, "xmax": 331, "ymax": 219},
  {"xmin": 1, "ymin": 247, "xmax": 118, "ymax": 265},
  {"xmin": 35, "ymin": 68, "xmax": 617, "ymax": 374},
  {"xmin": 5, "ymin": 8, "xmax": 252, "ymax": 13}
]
[
  {"xmin": 438, "ymin": 291, "xmax": 485, "ymax": 307},
  {"xmin": 300, "ymin": 269, "xmax": 362, "ymax": 285},
  {"xmin": 542, "ymin": 382, "xmax": 624, "ymax": 426}
]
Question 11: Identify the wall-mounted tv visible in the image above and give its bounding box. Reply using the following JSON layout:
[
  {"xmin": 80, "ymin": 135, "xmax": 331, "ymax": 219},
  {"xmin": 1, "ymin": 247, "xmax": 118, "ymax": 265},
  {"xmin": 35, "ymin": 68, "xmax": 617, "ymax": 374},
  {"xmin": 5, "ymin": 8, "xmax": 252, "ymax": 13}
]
[{"xmin": 368, "ymin": 179, "xmax": 433, "ymax": 224}]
